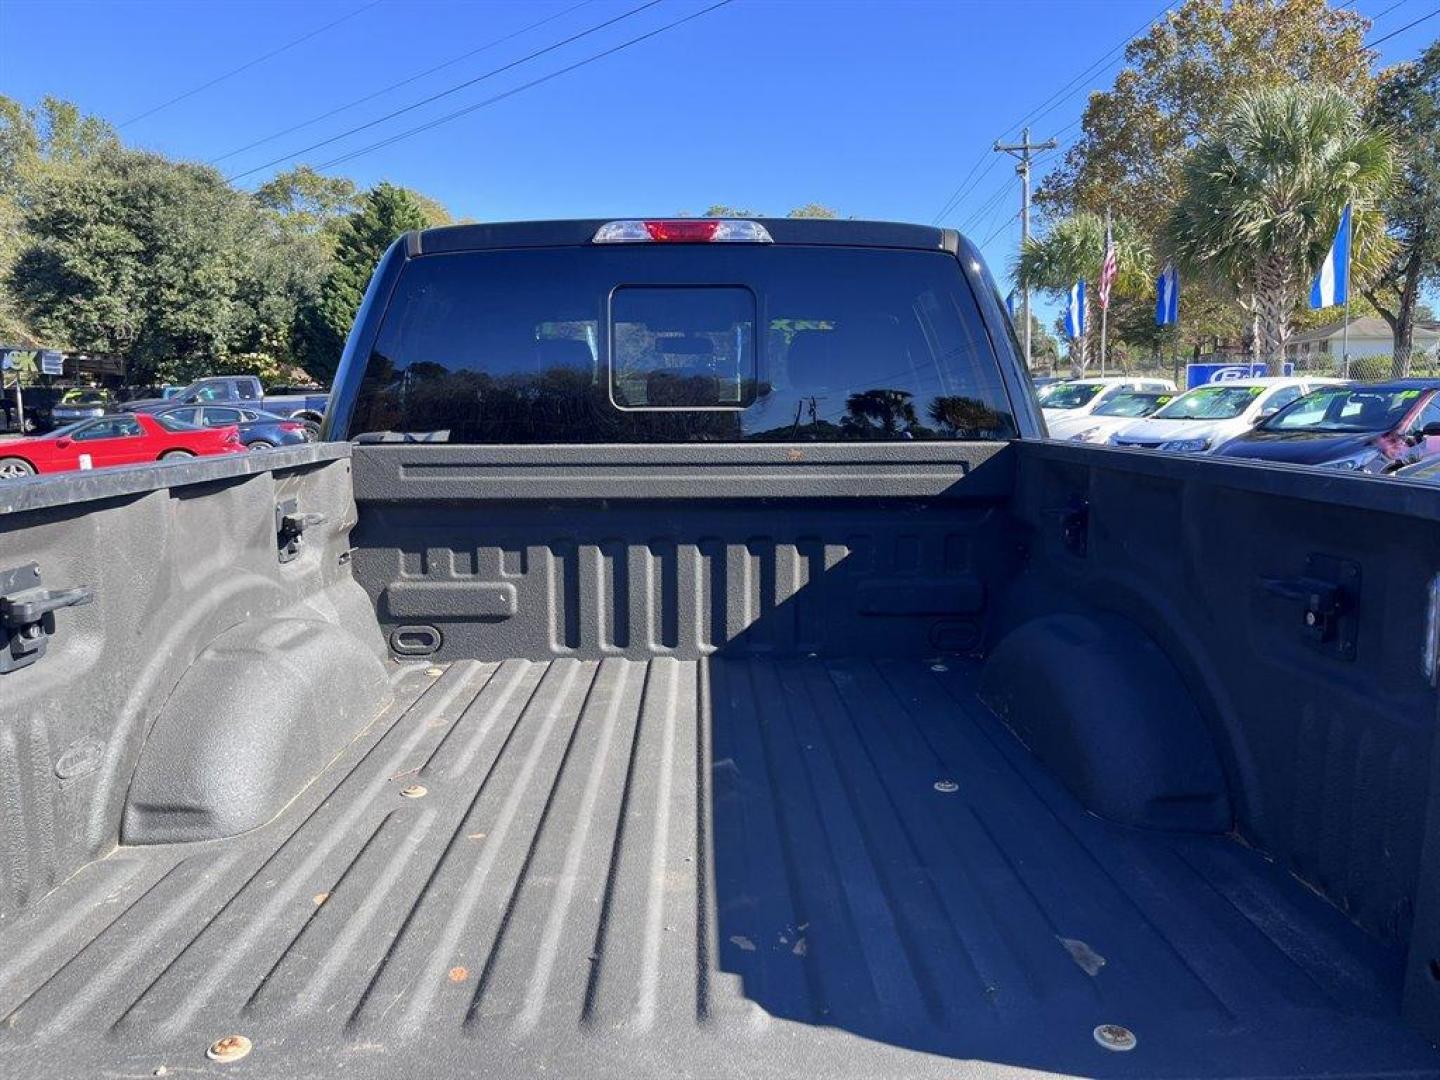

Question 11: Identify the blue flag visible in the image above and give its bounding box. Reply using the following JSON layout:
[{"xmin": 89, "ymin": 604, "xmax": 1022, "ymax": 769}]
[
  {"xmin": 1064, "ymin": 280, "xmax": 1086, "ymax": 338},
  {"xmin": 1156, "ymin": 263, "xmax": 1179, "ymax": 326},
  {"xmin": 1310, "ymin": 204, "xmax": 1351, "ymax": 309},
  {"xmin": 1005, "ymin": 289, "xmax": 1018, "ymax": 320}
]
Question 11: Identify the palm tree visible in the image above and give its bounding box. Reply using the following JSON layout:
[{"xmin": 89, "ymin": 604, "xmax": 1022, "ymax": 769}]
[
  {"xmin": 842, "ymin": 389, "xmax": 917, "ymax": 437},
  {"xmin": 1014, "ymin": 212, "xmax": 1151, "ymax": 376},
  {"xmin": 928, "ymin": 395, "xmax": 1004, "ymax": 438},
  {"xmin": 1167, "ymin": 84, "xmax": 1395, "ymax": 374}
]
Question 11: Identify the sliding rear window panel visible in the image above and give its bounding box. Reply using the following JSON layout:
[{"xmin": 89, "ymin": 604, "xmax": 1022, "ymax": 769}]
[{"xmin": 608, "ymin": 284, "xmax": 759, "ymax": 412}]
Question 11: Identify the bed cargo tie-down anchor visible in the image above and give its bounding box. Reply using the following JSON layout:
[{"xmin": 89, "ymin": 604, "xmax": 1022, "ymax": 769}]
[
  {"xmin": 275, "ymin": 498, "xmax": 327, "ymax": 564},
  {"xmin": 0, "ymin": 563, "xmax": 93, "ymax": 674},
  {"xmin": 1259, "ymin": 554, "xmax": 1360, "ymax": 659},
  {"xmin": 1042, "ymin": 497, "xmax": 1089, "ymax": 557}
]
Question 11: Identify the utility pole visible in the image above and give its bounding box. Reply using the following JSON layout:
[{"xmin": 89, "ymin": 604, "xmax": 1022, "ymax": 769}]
[
  {"xmin": 1100, "ymin": 206, "xmax": 1111, "ymax": 377},
  {"xmin": 995, "ymin": 127, "xmax": 1056, "ymax": 372}
]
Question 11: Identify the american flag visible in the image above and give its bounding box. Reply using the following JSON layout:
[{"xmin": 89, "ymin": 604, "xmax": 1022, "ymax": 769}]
[{"xmin": 1098, "ymin": 218, "xmax": 1117, "ymax": 311}]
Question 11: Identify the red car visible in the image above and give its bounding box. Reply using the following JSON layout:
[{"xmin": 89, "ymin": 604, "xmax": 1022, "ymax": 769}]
[{"xmin": 0, "ymin": 412, "xmax": 244, "ymax": 480}]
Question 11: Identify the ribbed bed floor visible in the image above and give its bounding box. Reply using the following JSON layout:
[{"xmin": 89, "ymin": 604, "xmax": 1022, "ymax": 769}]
[{"xmin": 0, "ymin": 657, "xmax": 1434, "ymax": 1079}]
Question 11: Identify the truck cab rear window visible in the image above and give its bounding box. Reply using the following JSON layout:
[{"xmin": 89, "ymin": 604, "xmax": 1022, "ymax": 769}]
[{"xmin": 353, "ymin": 246, "xmax": 1015, "ymax": 443}]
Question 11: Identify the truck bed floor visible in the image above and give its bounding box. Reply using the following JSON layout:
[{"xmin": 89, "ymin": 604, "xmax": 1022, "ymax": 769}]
[{"xmin": 1, "ymin": 657, "xmax": 1435, "ymax": 1079}]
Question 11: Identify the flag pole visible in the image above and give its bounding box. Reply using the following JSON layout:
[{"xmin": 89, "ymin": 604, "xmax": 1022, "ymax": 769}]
[
  {"xmin": 1100, "ymin": 207, "xmax": 1110, "ymax": 377},
  {"xmin": 1341, "ymin": 205, "xmax": 1352, "ymax": 379}
]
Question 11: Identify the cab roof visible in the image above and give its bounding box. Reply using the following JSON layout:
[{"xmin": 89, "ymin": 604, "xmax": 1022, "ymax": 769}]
[{"xmin": 411, "ymin": 218, "xmax": 960, "ymax": 255}]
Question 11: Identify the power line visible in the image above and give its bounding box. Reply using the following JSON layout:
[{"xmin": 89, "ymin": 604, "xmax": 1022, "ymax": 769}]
[
  {"xmin": 930, "ymin": 0, "xmax": 1177, "ymax": 224},
  {"xmin": 1006, "ymin": 0, "xmax": 1179, "ymax": 139},
  {"xmin": 1366, "ymin": 6, "xmax": 1438, "ymax": 46},
  {"xmin": 931, "ymin": 155, "xmax": 999, "ymax": 225},
  {"xmin": 941, "ymin": 0, "xmax": 1423, "ymax": 241},
  {"xmin": 310, "ymin": 0, "xmax": 738, "ymax": 173},
  {"xmin": 1013, "ymin": 0, "xmax": 1417, "ymax": 164},
  {"xmin": 210, "ymin": 0, "xmax": 597, "ymax": 166},
  {"xmin": 956, "ymin": 145, "xmax": 1059, "ymax": 236},
  {"xmin": 119, "ymin": 0, "xmax": 384, "ymax": 128},
  {"xmin": 937, "ymin": 137, "xmax": 1071, "ymax": 229},
  {"xmin": 981, "ymin": 208, "xmax": 1023, "ymax": 247},
  {"xmin": 1368, "ymin": 0, "xmax": 1413, "ymax": 21},
  {"xmin": 226, "ymin": 0, "xmax": 666, "ymax": 182},
  {"xmin": 930, "ymin": 155, "xmax": 993, "ymax": 224},
  {"xmin": 975, "ymin": 198, "xmax": 1017, "ymax": 246},
  {"xmin": 957, "ymin": 175, "xmax": 1015, "ymax": 235}
]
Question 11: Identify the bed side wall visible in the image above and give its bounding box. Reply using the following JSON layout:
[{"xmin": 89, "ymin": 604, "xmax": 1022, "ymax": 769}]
[
  {"xmin": 1004, "ymin": 441, "xmax": 1440, "ymax": 965},
  {"xmin": 0, "ymin": 448, "xmax": 387, "ymax": 917}
]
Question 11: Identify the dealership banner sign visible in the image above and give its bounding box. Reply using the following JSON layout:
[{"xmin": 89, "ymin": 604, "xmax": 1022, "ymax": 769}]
[{"xmin": 1186, "ymin": 362, "xmax": 1293, "ymax": 389}]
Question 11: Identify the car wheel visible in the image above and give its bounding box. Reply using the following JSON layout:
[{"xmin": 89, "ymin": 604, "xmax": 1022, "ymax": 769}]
[
  {"xmin": 159, "ymin": 449, "xmax": 195, "ymax": 461},
  {"xmin": 248, "ymin": 439, "xmax": 275, "ymax": 451},
  {"xmin": 0, "ymin": 456, "xmax": 36, "ymax": 480}
]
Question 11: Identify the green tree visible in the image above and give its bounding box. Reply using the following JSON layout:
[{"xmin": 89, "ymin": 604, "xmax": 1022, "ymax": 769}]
[
  {"xmin": 1025, "ymin": 311, "xmax": 1060, "ymax": 368},
  {"xmin": 842, "ymin": 388, "xmax": 918, "ymax": 437},
  {"xmin": 1015, "ymin": 212, "xmax": 1151, "ymax": 375},
  {"xmin": 703, "ymin": 204, "xmax": 761, "ymax": 217},
  {"xmin": 1039, "ymin": 0, "xmax": 1371, "ymax": 228},
  {"xmin": 1036, "ymin": 0, "xmax": 1373, "ymax": 348},
  {"xmin": 1363, "ymin": 39, "xmax": 1440, "ymax": 377},
  {"xmin": 0, "ymin": 96, "xmax": 119, "ymax": 344},
  {"xmin": 406, "ymin": 188, "xmax": 457, "ymax": 226},
  {"xmin": 296, "ymin": 181, "xmax": 433, "ymax": 382},
  {"xmin": 1167, "ymin": 85, "xmax": 1395, "ymax": 373},
  {"xmin": 699, "ymin": 204, "xmax": 840, "ymax": 218},
  {"xmin": 7, "ymin": 148, "xmax": 309, "ymax": 381},
  {"xmin": 928, "ymin": 395, "xmax": 1005, "ymax": 438},
  {"xmin": 254, "ymin": 166, "xmax": 359, "ymax": 244}
]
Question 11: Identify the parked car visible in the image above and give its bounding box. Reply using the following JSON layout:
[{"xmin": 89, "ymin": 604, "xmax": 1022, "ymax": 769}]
[
  {"xmin": 1109, "ymin": 377, "xmax": 1339, "ymax": 454},
  {"xmin": 1214, "ymin": 379, "xmax": 1440, "ymax": 472},
  {"xmin": 6, "ymin": 218, "xmax": 1440, "ymax": 1080},
  {"xmin": 1061, "ymin": 388, "xmax": 1175, "ymax": 442},
  {"xmin": 1393, "ymin": 455, "xmax": 1440, "ymax": 483},
  {"xmin": 48, "ymin": 387, "xmax": 113, "ymax": 426},
  {"xmin": 0, "ymin": 411, "xmax": 243, "ymax": 479},
  {"xmin": 1041, "ymin": 375, "xmax": 1177, "ymax": 438},
  {"xmin": 154, "ymin": 403, "xmax": 314, "ymax": 449},
  {"xmin": 121, "ymin": 375, "xmax": 328, "ymax": 425}
]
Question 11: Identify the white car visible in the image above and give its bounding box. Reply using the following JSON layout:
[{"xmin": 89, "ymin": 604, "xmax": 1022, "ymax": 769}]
[
  {"xmin": 1041, "ymin": 376, "xmax": 1178, "ymax": 440},
  {"xmin": 1062, "ymin": 389, "xmax": 1179, "ymax": 443},
  {"xmin": 1109, "ymin": 376, "xmax": 1342, "ymax": 454}
]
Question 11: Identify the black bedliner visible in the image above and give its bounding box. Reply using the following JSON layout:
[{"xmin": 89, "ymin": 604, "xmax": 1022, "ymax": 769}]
[{"xmin": 0, "ymin": 656, "xmax": 1430, "ymax": 1079}]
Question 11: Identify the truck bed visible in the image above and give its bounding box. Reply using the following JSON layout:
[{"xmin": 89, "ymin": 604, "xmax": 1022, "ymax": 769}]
[{"xmin": 0, "ymin": 656, "xmax": 1431, "ymax": 1079}]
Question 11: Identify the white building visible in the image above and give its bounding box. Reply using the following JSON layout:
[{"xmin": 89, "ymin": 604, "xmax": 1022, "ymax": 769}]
[{"xmin": 1286, "ymin": 316, "xmax": 1440, "ymax": 368}]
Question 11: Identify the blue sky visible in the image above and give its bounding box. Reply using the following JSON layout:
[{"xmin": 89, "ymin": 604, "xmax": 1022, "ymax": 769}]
[{"xmin": 1, "ymin": 0, "xmax": 1435, "ymax": 323}]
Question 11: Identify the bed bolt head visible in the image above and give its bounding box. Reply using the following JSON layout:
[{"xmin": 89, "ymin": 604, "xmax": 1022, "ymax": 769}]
[
  {"xmin": 1093, "ymin": 1024, "xmax": 1137, "ymax": 1052},
  {"xmin": 933, "ymin": 780, "xmax": 959, "ymax": 793},
  {"xmin": 400, "ymin": 784, "xmax": 428, "ymax": 799},
  {"xmin": 206, "ymin": 1034, "xmax": 253, "ymax": 1063}
]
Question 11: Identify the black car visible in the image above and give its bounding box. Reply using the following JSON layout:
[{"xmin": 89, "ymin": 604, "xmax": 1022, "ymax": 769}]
[
  {"xmin": 1213, "ymin": 380, "xmax": 1440, "ymax": 473},
  {"xmin": 154, "ymin": 404, "xmax": 313, "ymax": 450}
]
